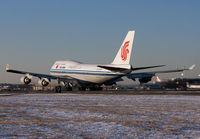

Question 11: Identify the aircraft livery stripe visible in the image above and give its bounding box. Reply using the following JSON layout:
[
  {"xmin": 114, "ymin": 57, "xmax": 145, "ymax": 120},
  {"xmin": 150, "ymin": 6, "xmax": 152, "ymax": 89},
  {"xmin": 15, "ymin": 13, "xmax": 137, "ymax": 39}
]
[
  {"xmin": 51, "ymin": 69, "xmax": 112, "ymax": 73},
  {"xmin": 50, "ymin": 69, "xmax": 123, "ymax": 76}
]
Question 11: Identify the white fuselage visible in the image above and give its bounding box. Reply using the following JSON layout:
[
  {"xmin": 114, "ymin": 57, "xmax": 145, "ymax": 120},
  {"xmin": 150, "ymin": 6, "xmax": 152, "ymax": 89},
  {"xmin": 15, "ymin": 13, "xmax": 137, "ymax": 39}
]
[
  {"xmin": 187, "ymin": 84, "xmax": 200, "ymax": 89},
  {"xmin": 50, "ymin": 60, "xmax": 128, "ymax": 84}
]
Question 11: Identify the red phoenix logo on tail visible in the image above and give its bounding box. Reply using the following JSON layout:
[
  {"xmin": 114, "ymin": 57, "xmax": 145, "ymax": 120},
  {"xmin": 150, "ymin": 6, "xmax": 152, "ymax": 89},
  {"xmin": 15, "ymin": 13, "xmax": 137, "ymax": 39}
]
[{"xmin": 121, "ymin": 41, "xmax": 130, "ymax": 61}]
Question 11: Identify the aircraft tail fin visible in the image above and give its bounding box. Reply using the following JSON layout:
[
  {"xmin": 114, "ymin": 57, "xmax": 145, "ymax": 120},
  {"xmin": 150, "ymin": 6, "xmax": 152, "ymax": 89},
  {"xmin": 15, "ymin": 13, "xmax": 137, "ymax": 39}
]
[
  {"xmin": 6, "ymin": 64, "xmax": 10, "ymax": 71},
  {"xmin": 112, "ymin": 31, "xmax": 135, "ymax": 65},
  {"xmin": 189, "ymin": 64, "xmax": 196, "ymax": 70},
  {"xmin": 155, "ymin": 76, "xmax": 162, "ymax": 82}
]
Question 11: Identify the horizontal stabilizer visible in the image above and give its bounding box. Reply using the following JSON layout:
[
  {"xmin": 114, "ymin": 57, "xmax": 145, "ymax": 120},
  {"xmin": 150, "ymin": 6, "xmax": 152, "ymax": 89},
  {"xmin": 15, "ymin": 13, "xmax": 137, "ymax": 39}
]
[{"xmin": 97, "ymin": 64, "xmax": 131, "ymax": 72}]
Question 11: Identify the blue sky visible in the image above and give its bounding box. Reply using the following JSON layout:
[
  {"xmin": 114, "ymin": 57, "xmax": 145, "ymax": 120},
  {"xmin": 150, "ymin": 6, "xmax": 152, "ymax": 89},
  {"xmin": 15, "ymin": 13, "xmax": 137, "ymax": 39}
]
[{"xmin": 0, "ymin": 0, "xmax": 200, "ymax": 83}]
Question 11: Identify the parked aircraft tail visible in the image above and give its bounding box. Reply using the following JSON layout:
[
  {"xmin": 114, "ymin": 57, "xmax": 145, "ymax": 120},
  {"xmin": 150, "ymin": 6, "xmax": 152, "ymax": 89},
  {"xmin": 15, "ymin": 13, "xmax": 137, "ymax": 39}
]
[
  {"xmin": 6, "ymin": 64, "xmax": 9, "ymax": 71},
  {"xmin": 155, "ymin": 76, "xmax": 162, "ymax": 82},
  {"xmin": 189, "ymin": 64, "xmax": 196, "ymax": 70}
]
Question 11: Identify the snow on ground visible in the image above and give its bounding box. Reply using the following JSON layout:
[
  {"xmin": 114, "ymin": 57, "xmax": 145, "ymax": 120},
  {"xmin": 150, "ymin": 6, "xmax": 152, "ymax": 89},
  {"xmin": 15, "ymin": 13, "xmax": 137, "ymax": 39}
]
[{"xmin": 0, "ymin": 93, "xmax": 200, "ymax": 138}]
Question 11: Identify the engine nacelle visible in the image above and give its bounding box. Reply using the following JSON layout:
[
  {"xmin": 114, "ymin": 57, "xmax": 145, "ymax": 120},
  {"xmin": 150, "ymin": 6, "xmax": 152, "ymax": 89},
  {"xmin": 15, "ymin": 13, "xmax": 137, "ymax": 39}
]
[
  {"xmin": 139, "ymin": 77, "xmax": 152, "ymax": 84},
  {"xmin": 38, "ymin": 78, "xmax": 50, "ymax": 87},
  {"xmin": 21, "ymin": 76, "xmax": 31, "ymax": 85}
]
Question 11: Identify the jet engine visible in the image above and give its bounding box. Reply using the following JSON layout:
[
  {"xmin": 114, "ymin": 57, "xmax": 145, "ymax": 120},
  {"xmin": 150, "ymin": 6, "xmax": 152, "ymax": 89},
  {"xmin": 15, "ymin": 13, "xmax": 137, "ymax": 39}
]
[
  {"xmin": 21, "ymin": 76, "xmax": 31, "ymax": 85},
  {"xmin": 38, "ymin": 78, "xmax": 50, "ymax": 87},
  {"xmin": 139, "ymin": 77, "xmax": 152, "ymax": 84}
]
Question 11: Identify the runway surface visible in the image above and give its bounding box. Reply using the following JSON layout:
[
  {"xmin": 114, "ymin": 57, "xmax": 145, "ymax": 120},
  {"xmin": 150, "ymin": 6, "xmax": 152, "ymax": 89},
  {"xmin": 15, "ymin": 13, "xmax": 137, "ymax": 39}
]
[{"xmin": 0, "ymin": 91, "xmax": 200, "ymax": 138}]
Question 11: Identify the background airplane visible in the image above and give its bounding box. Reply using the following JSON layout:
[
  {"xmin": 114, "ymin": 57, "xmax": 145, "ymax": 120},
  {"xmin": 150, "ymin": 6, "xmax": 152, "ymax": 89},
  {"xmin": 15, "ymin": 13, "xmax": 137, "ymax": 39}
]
[
  {"xmin": 155, "ymin": 75, "xmax": 200, "ymax": 90},
  {"xmin": 6, "ymin": 31, "xmax": 194, "ymax": 92}
]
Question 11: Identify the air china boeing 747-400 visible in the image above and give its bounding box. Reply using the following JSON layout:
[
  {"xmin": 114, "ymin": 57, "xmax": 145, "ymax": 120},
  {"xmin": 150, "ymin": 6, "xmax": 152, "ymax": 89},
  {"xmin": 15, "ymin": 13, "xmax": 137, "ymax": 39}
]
[{"xmin": 6, "ymin": 30, "xmax": 195, "ymax": 92}]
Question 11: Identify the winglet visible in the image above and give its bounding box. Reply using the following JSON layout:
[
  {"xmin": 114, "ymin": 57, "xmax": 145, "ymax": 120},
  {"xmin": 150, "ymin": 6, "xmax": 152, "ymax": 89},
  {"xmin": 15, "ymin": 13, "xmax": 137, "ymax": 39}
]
[
  {"xmin": 189, "ymin": 64, "xmax": 196, "ymax": 70},
  {"xmin": 6, "ymin": 64, "xmax": 10, "ymax": 71}
]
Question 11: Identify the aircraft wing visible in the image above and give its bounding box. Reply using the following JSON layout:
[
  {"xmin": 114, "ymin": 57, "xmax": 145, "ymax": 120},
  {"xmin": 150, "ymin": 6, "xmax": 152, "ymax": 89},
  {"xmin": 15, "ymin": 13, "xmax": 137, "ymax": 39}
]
[
  {"xmin": 127, "ymin": 64, "xmax": 195, "ymax": 83},
  {"xmin": 131, "ymin": 65, "xmax": 165, "ymax": 71},
  {"xmin": 97, "ymin": 64, "xmax": 165, "ymax": 72},
  {"xmin": 6, "ymin": 64, "xmax": 72, "ymax": 82}
]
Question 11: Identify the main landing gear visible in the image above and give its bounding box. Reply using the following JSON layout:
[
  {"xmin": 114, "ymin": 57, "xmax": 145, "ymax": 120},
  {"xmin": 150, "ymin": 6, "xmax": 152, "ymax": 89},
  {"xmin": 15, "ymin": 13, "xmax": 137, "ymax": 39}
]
[
  {"xmin": 55, "ymin": 84, "xmax": 103, "ymax": 93},
  {"xmin": 55, "ymin": 86, "xmax": 62, "ymax": 93}
]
